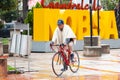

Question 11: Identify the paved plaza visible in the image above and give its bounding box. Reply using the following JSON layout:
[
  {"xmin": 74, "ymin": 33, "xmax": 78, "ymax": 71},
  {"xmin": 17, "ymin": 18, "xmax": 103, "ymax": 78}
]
[{"xmin": 6, "ymin": 49, "xmax": 120, "ymax": 80}]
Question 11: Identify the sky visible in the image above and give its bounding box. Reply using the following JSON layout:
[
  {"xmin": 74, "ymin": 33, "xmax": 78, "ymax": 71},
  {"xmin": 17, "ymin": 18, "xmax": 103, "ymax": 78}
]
[{"xmin": 28, "ymin": 0, "xmax": 41, "ymax": 9}]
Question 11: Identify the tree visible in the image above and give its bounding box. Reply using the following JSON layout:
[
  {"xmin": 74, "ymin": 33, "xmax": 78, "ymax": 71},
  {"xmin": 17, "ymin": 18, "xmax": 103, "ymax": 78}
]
[
  {"xmin": 25, "ymin": 2, "xmax": 42, "ymax": 35},
  {"xmin": 1, "ymin": 10, "xmax": 18, "ymax": 22},
  {"xmin": 23, "ymin": 0, "xmax": 28, "ymax": 19},
  {"xmin": 0, "ymin": 20, "xmax": 4, "ymax": 29},
  {"xmin": 0, "ymin": 0, "xmax": 18, "ymax": 22},
  {"xmin": 101, "ymin": 0, "xmax": 119, "ymax": 10},
  {"xmin": 0, "ymin": 0, "xmax": 17, "ymax": 11}
]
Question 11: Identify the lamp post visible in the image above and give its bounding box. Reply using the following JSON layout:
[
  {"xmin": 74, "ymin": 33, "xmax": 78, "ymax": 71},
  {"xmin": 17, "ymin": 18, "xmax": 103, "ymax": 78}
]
[
  {"xmin": 89, "ymin": 0, "xmax": 93, "ymax": 46},
  {"xmin": 97, "ymin": 0, "xmax": 100, "ymax": 35}
]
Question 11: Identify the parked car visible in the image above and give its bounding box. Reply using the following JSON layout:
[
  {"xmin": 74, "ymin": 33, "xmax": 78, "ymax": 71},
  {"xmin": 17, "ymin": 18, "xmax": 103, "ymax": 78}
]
[{"xmin": 0, "ymin": 23, "xmax": 14, "ymax": 38}]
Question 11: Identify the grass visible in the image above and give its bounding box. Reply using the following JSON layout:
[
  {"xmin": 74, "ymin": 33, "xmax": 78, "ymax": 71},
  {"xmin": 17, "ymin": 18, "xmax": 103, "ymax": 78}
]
[
  {"xmin": 1, "ymin": 38, "xmax": 9, "ymax": 45},
  {"xmin": 7, "ymin": 65, "xmax": 16, "ymax": 71},
  {"xmin": 7, "ymin": 65, "xmax": 22, "ymax": 74}
]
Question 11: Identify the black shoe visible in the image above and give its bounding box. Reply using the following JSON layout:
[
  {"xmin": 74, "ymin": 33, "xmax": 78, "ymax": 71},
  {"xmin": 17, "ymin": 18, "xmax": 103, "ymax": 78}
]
[
  {"xmin": 61, "ymin": 64, "xmax": 68, "ymax": 71},
  {"xmin": 64, "ymin": 65, "xmax": 68, "ymax": 70},
  {"xmin": 61, "ymin": 68, "xmax": 66, "ymax": 71},
  {"xmin": 70, "ymin": 53, "xmax": 74, "ymax": 62}
]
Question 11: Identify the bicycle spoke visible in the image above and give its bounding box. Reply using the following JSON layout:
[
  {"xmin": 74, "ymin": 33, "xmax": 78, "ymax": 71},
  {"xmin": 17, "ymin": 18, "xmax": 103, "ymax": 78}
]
[
  {"xmin": 56, "ymin": 54, "xmax": 60, "ymax": 65},
  {"xmin": 52, "ymin": 53, "xmax": 64, "ymax": 76},
  {"xmin": 59, "ymin": 55, "xmax": 62, "ymax": 65},
  {"xmin": 69, "ymin": 51, "xmax": 80, "ymax": 73}
]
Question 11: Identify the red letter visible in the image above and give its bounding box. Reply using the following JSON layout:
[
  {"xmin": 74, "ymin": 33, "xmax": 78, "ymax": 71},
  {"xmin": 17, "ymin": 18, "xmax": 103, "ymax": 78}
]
[
  {"xmin": 81, "ymin": 0, "xmax": 84, "ymax": 9},
  {"xmin": 84, "ymin": 4, "xmax": 89, "ymax": 10},
  {"xmin": 76, "ymin": 4, "xmax": 81, "ymax": 9},
  {"xmin": 55, "ymin": 2, "xmax": 59, "ymax": 9},
  {"xmin": 67, "ymin": 2, "xmax": 72, "ymax": 9},
  {"xmin": 41, "ymin": 0, "xmax": 45, "ymax": 7},
  {"xmin": 92, "ymin": 0, "xmax": 96, "ymax": 10},
  {"xmin": 96, "ymin": 6, "xmax": 102, "ymax": 10},
  {"xmin": 72, "ymin": 4, "xmax": 76, "ymax": 9}
]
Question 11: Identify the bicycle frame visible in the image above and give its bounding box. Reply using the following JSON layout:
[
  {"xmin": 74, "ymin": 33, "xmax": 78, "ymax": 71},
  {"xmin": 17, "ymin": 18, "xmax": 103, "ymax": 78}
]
[{"xmin": 50, "ymin": 44, "xmax": 71, "ymax": 66}]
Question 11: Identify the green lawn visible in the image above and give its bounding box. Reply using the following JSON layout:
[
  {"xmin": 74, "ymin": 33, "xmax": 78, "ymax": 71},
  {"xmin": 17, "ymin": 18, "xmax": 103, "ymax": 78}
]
[{"xmin": 1, "ymin": 38, "xmax": 9, "ymax": 45}]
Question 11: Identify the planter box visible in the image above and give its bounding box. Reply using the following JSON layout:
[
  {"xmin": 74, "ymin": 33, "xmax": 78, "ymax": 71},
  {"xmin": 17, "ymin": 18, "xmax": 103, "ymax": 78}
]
[
  {"xmin": 3, "ymin": 45, "xmax": 8, "ymax": 53},
  {"xmin": 84, "ymin": 36, "xmax": 101, "ymax": 46},
  {"xmin": 83, "ymin": 46, "xmax": 102, "ymax": 57},
  {"xmin": 101, "ymin": 44, "xmax": 110, "ymax": 54}
]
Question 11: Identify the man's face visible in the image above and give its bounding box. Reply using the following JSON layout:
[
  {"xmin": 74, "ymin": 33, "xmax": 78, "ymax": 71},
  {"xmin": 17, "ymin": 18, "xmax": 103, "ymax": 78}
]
[{"xmin": 58, "ymin": 24, "xmax": 64, "ymax": 31}]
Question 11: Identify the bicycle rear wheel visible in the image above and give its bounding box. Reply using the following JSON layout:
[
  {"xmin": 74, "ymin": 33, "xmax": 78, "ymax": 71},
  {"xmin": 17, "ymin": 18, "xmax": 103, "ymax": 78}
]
[
  {"xmin": 52, "ymin": 52, "xmax": 64, "ymax": 77},
  {"xmin": 69, "ymin": 51, "xmax": 80, "ymax": 73}
]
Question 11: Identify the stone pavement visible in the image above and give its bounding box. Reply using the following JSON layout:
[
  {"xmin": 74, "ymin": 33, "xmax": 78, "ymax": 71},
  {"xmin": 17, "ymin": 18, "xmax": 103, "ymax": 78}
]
[{"xmin": 6, "ymin": 49, "xmax": 120, "ymax": 80}]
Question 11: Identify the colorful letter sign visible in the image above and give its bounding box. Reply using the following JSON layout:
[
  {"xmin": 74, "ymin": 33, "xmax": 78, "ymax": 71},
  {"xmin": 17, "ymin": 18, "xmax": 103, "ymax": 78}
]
[
  {"xmin": 33, "ymin": 9, "xmax": 118, "ymax": 41},
  {"xmin": 40, "ymin": 0, "xmax": 102, "ymax": 10}
]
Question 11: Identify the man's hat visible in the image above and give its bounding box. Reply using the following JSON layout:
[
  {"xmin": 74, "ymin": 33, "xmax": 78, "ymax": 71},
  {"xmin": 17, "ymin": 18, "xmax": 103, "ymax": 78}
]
[{"xmin": 57, "ymin": 19, "xmax": 64, "ymax": 25}]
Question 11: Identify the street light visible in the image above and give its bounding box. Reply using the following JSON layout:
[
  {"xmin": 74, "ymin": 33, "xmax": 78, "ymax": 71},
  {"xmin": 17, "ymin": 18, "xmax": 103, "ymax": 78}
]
[{"xmin": 89, "ymin": 0, "xmax": 93, "ymax": 46}]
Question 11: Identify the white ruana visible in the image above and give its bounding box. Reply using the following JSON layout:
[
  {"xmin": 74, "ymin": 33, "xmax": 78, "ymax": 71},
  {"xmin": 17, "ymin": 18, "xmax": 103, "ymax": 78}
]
[{"xmin": 52, "ymin": 24, "xmax": 76, "ymax": 44}]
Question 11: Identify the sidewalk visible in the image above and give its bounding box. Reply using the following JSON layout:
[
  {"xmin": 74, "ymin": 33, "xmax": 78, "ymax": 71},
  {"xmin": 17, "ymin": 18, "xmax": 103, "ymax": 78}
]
[{"xmin": 7, "ymin": 49, "xmax": 120, "ymax": 80}]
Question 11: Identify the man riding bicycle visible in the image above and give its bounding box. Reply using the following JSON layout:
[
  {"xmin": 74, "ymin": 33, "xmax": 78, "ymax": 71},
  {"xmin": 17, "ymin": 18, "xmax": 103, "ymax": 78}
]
[{"xmin": 51, "ymin": 19, "xmax": 76, "ymax": 71}]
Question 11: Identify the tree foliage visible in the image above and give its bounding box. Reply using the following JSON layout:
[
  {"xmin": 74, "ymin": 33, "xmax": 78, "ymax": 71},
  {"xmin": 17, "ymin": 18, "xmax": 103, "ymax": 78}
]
[
  {"xmin": 0, "ymin": 0, "xmax": 17, "ymax": 11},
  {"xmin": 101, "ymin": 0, "xmax": 119, "ymax": 10},
  {"xmin": 0, "ymin": 21, "xmax": 4, "ymax": 29},
  {"xmin": 25, "ymin": 2, "xmax": 42, "ymax": 35},
  {"xmin": 1, "ymin": 10, "xmax": 18, "ymax": 22},
  {"xmin": 0, "ymin": 0, "xmax": 18, "ymax": 22}
]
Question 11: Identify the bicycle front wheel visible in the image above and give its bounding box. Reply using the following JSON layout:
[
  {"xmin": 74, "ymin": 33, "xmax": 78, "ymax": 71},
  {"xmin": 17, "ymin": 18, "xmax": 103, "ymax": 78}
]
[
  {"xmin": 52, "ymin": 52, "xmax": 64, "ymax": 77},
  {"xmin": 69, "ymin": 51, "xmax": 80, "ymax": 73}
]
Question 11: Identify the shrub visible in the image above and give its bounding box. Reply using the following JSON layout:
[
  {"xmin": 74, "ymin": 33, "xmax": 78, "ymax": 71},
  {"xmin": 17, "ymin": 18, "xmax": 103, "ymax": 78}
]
[{"xmin": 24, "ymin": 2, "xmax": 42, "ymax": 35}]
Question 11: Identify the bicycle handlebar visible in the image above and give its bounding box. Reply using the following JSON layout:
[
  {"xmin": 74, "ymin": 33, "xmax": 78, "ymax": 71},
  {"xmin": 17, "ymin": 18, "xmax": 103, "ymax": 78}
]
[{"xmin": 50, "ymin": 44, "xmax": 66, "ymax": 52}]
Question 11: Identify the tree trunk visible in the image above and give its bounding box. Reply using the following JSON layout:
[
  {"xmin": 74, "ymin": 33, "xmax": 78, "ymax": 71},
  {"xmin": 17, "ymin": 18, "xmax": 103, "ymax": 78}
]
[
  {"xmin": 23, "ymin": 0, "xmax": 28, "ymax": 19},
  {"xmin": 60, "ymin": 0, "xmax": 63, "ymax": 4}
]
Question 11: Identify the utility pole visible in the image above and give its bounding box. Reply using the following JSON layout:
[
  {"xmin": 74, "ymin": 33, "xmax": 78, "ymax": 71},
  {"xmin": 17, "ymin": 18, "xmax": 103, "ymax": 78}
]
[
  {"xmin": 89, "ymin": 0, "xmax": 93, "ymax": 46},
  {"xmin": 97, "ymin": 0, "xmax": 100, "ymax": 35}
]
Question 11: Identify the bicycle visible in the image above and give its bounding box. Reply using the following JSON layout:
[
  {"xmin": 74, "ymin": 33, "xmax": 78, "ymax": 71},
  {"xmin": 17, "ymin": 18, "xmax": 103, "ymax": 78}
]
[{"xmin": 50, "ymin": 44, "xmax": 80, "ymax": 77}]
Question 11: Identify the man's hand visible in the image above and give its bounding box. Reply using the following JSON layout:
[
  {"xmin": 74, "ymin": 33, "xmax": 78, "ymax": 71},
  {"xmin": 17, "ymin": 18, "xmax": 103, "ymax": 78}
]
[
  {"xmin": 50, "ymin": 41, "xmax": 54, "ymax": 46},
  {"xmin": 60, "ymin": 43, "xmax": 65, "ymax": 46}
]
